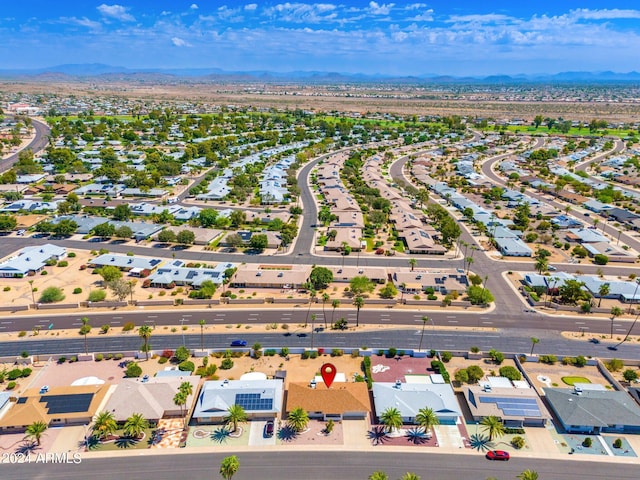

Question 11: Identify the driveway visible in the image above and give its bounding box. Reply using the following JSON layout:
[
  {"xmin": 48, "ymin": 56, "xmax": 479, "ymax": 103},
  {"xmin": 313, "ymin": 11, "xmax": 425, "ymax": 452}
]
[{"xmin": 249, "ymin": 420, "xmax": 277, "ymax": 446}]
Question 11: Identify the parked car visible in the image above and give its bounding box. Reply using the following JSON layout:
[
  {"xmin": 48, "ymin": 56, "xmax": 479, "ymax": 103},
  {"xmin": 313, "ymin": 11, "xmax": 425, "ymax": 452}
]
[
  {"xmin": 589, "ymin": 338, "xmax": 600, "ymax": 344},
  {"xmin": 230, "ymin": 340, "xmax": 247, "ymax": 347},
  {"xmin": 264, "ymin": 420, "xmax": 275, "ymax": 437},
  {"xmin": 548, "ymin": 265, "xmax": 557, "ymax": 271},
  {"xmin": 486, "ymin": 450, "xmax": 510, "ymax": 461},
  {"xmin": 39, "ymin": 385, "xmax": 50, "ymax": 394}
]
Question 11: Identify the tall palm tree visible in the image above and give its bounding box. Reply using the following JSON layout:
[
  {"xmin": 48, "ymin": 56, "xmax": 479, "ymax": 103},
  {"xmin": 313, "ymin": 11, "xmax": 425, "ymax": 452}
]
[
  {"xmin": 310, "ymin": 313, "xmax": 316, "ymax": 349},
  {"xmin": 321, "ymin": 293, "xmax": 330, "ymax": 328},
  {"xmin": 480, "ymin": 415, "xmax": 505, "ymax": 441},
  {"xmin": 354, "ymin": 296, "xmax": 364, "ymax": 327},
  {"xmin": 173, "ymin": 391, "xmax": 187, "ymax": 428},
  {"xmin": 93, "ymin": 411, "xmax": 117, "ymax": 440},
  {"xmin": 288, "ymin": 407, "xmax": 309, "ymax": 432},
  {"xmin": 380, "ymin": 407, "xmax": 403, "ymax": 434},
  {"xmin": 179, "ymin": 381, "xmax": 193, "ymax": 397},
  {"xmin": 598, "ymin": 283, "xmax": 610, "ymax": 308},
  {"xmin": 415, "ymin": 407, "xmax": 439, "ymax": 434},
  {"xmin": 610, "ymin": 306, "xmax": 623, "ymax": 338},
  {"xmin": 219, "ymin": 455, "xmax": 240, "ymax": 480},
  {"xmin": 418, "ymin": 316, "xmax": 429, "ymax": 351},
  {"xmin": 225, "ymin": 404, "xmax": 248, "ymax": 433},
  {"xmin": 368, "ymin": 472, "xmax": 388, "ymax": 480},
  {"xmin": 24, "ymin": 420, "xmax": 47, "ymax": 446},
  {"xmin": 304, "ymin": 288, "xmax": 316, "ymax": 327},
  {"xmin": 517, "ymin": 470, "xmax": 539, "ymax": 480},
  {"xmin": 331, "ymin": 299, "xmax": 340, "ymax": 325},
  {"xmin": 530, "ymin": 337, "xmax": 539, "ymax": 355},
  {"xmin": 408, "ymin": 258, "xmax": 417, "ymax": 272},
  {"xmin": 534, "ymin": 257, "xmax": 548, "ymax": 274},
  {"xmin": 79, "ymin": 317, "xmax": 91, "ymax": 355},
  {"xmin": 198, "ymin": 319, "xmax": 206, "ymax": 351},
  {"xmin": 123, "ymin": 413, "xmax": 148, "ymax": 439},
  {"xmin": 138, "ymin": 324, "xmax": 152, "ymax": 360}
]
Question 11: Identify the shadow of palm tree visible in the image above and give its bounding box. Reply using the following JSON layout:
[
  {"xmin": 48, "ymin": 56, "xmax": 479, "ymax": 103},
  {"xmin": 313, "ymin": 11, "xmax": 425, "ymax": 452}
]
[
  {"xmin": 277, "ymin": 425, "xmax": 298, "ymax": 442},
  {"xmin": 114, "ymin": 436, "xmax": 139, "ymax": 449},
  {"xmin": 210, "ymin": 427, "xmax": 231, "ymax": 444},
  {"xmin": 406, "ymin": 428, "xmax": 429, "ymax": 445},
  {"xmin": 85, "ymin": 436, "xmax": 101, "ymax": 450},
  {"xmin": 148, "ymin": 428, "xmax": 165, "ymax": 447},
  {"xmin": 469, "ymin": 433, "xmax": 495, "ymax": 452},
  {"xmin": 16, "ymin": 441, "xmax": 38, "ymax": 454},
  {"xmin": 367, "ymin": 426, "xmax": 389, "ymax": 446}
]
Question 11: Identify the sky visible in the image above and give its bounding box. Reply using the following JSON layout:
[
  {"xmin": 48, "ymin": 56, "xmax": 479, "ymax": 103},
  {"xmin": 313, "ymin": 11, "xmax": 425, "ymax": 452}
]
[{"xmin": 1, "ymin": 1, "xmax": 640, "ymax": 76}]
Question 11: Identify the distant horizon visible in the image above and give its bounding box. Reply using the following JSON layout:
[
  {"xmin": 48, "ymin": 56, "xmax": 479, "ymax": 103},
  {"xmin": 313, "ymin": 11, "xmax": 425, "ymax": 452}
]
[{"xmin": 1, "ymin": 2, "xmax": 640, "ymax": 75}]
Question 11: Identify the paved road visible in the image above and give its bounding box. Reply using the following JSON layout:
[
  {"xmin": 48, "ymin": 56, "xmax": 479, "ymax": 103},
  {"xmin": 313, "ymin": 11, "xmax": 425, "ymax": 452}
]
[
  {"xmin": 4, "ymin": 324, "xmax": 640, "ymax": 359},
  {"xmin": 0, "ymin": 116, "xmax": 50, "ymax": 172},
  {"xmin": 2, "ymin": 450, "xmax": 636, "ymax": 480}
]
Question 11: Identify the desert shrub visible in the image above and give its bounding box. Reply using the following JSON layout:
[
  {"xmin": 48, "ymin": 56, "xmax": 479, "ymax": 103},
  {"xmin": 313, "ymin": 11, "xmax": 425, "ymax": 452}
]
[
  {"xmin": 114, "ymin": 353, "xmax": 123, "ymax": 360},
  {"xmin": 488, "ymin": 349, "xmax": 504, "ymax": 364},
  {"xmin": 95, "ymin": 353, "xmax": 104, "ymax": 361},
  {"xmin": 220, "ymin": 358, "xmax": 234, "ymax": 370},
  {"xmin": 73, "ymin": 287, "xmax": 82, "ymax": 294},
  {"xmin": 178, "ymin": 361, "xmax": 195, "ymax": 372},
  {"xmin": 264, "ymin": 349, "xmax": 277, "ymax": 356},
  {"xmin": 88, "ymin": 289, "xmax": 107, "ymax": 302},
  {"xmin": 57, "ymin": 356, "xmax": 66, "ymax": 363},
  {"xmin": 125, "ymin": 362, "xmax": 142, "ymax": 377},
  {"xmin": 499, "ymin": 366, "xmax": 522, "ymax": 381},
  {"xmin": 511, "ymin": 436, "xmax": 526, "ymax": 449},
  {"xmin": 387, "ymin": 347, "xmax": 397, "ymax": 358},
  {"xmin": 613, "ymin": 438, "xmax": 623, "ymax": 449},
  {"xmin": 539, "ymin": 354, "xmax": 558, "ymax": 365},
  {"xmin": 39, "ymin": 286, "xmax": 65, "ymax": 303},
  {"xmin": 57, "ymin": 261, "xmax": 68, "ymax": 267},
  {"xmin": 605, "ymin": 358, "xmax": 624, "ymax": 372},
  {"xmin": 575, "ymin": 355, "xmax": 587, "ymax": 367},
  {"xmin": 7, "ymin": 369, "xmax": 22, "ymax": 381},
  {"xmin": 3, "ymin": 286, "xmax": 10, "ymax": 292},
  {"xmin": 100, "ymin": 324, "xmax": 110, "ymax": 334},
  {"xmin": 470, "ymin": 346, "xmax": 480, "ymax": 353},
  {"xmin": 623, "ymin": 369, "xmax": 639, "ymax": 382},
  {"xmin": 582, "ymin": 437, "xmax": 592, "ymax": 448},
  {"xmin": 18, "ymin": 331, "xmax": 26, "ymax": 337},
  {"xmin": 158, "ymin": 356, "xmax": 169, "ymax": 364},
  {"xmin": 331, "ymin": 349, "xmax": 344, "ymax": 357},
  {"xmin": 122, "ymin": 322, "xmax": 135, "ymax": 332},
  {"xmin": 441, "ymin": 351, "xmax": 453, "ymax": 362},
  {"xmin": 21, "ymin": 368, "xmax": 32, "ymax": 377},
  {"xmin": 466, "ymin": 365, "xmax": 484, "ymax": 383},
  {"xmin": 174, "ymin": 346, "xmax": 190, "ymax": 363},
  {"xmin": 7, "ymin": 381, "xmax": 16, "ymax": 390}
]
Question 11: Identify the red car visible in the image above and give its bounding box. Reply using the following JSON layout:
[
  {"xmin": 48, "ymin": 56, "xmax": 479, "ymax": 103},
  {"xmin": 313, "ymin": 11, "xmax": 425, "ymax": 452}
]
[{"xmin": 486, "ymin": 450, "xmax": 510, "ymax": 461}]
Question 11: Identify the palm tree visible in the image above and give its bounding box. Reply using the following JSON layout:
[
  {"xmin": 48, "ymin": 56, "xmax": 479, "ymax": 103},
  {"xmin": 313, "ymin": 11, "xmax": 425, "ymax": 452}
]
[
  {"xmin": 138, "ymin": 324, "xmax": 152, "ymax": 361},
  {"xmin": 418, "ymin": 316, "xmax": 429, "ymax": 351},
  {"xmin": 224, "ymin": 404, "xmax": 248, "ymax": 433},
  {"xmin": 610, "ymin": 306, "xmax": 623, "ymax": 338},
  {"xmin": 480, "ymin": 415, "xmax": 505, "ymax": 441},
  {"xmin": 534, "ymin": 257, "xmax": 548, "ymax": 274},
  {"xmin": 24, "ymin": 420, "xmax": 47, "ymax": 446},
  {"xmin": 380, "ymin": 407, "xmax": 403, "ymax": 434},
  {"xmin": 465, "ymin": 256, "xmax": 474, "ymax": 275},
  {"xmin": 123, "ymin": 413, "xmax": 148, "ymax": 439},
  {"xmin": 93, "ymin": 411, "xmax": 117, "ymax": 440},
  {"xmin": 179, "ymin": 380, "xmax": 193, "ymax": 397},
  {"xmin": 368, "ymin": 472, "xmax": 388, "ymax": 480},
  {"xmin": 304, "ymin": 288, "xmax": 316, "ymax": 327},
  {"xmin": 219, "ymin": 455, "xmax": 240, "ymax": 480},
  {"xmin": 310, "ymin": 313, "xmax": 316, "ymax": 349},
  {"xmin": 173, "ymin": 391, "xmax": 187, "ymax": 428},
  {"xmin": 354, "ymin": 296, "xmax": 364, "ymax": 327},
  {"xmin": 415, "ymin": 407, "xmax": 439, "ymax": 434},
  {"xmin": 517, "ymin": 470, "xmax": 539, "ymax": 480},
  {"xmin": 288, "ymin": 407, "xmax": 309, "ymax": 432},
  {"xmin": 408, "ymin": 258, "xmax": 417, "ymax": 272},
  {"xmin": 598, "ymin": 283, "xmax": 610, "ymax": 308},
  {"xmin": 321, "ymin": 293, "xmax": 330, "ymax": 328},
  {"xmin": 331, "ymin": 299, "xmax": 340, "ymax": 325},
  {"xmin": 198, "ymin": 319, "xmax": 206, "ymax": 351},
  {"xmin": 79, "ymin": 317, "xmax": 91, "ymax": 355},
  {"xmin": 400, "ymin": 474, "xmax": 421, "ymax": 480},
  {"xmin": 530, "ymin": 337, "xmax": 539, "ymax": 355}
]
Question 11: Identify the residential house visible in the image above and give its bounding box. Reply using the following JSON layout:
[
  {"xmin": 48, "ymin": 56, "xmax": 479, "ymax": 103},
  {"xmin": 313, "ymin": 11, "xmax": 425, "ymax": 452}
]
[
  {"xmin": 285, "ymin": 382, "xmax": 370, "ymax": 421},
  {"xmin": 0, "ymin": 244, "xmax": 66, "ymax": 278}
]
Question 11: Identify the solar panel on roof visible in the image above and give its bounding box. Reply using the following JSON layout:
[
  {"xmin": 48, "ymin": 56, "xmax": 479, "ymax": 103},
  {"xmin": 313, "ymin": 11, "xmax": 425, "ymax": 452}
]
[
  {"xmin": 41, "ymin": 393, "xmax": 94, "ymax": 414},
  {"xmin": 234, "ymin": 393, "xmax": 273, "ymax": 411}
]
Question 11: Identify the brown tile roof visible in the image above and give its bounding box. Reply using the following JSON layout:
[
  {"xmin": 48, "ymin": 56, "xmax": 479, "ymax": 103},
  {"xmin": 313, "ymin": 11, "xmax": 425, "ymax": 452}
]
[{"xmin": 285, "ymin": 382, "xmax": 371, "ymax": 416}]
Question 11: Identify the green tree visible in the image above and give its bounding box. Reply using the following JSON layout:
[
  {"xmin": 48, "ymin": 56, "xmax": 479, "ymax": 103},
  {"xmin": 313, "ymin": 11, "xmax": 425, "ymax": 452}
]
[
  {"xmin": 93, "ymin": 222, "xmax": 115, "ymax": 238},
  {"xmin": 249, "ymin": 233, "xmax": 268, "ymax": 251},
  {"xmin": 349, "ymin": 276, "xmax": 375, "ymax": 295},
  {"xmin": 198, "ymin": 208, "xmax": 218, "ymax": 228},
  {"xmin": 610, "ymin": 306, "xmax": 623, "ymax": 338},
  {"xmin": 229, "ymin": 210, "xmax": 246, "ymax": 228},
  {"xmin": 51, "ymin": 219, "xmax": 77, "ymax": 237},
  {"xmin": 408, "ymin": 258, "xmax": 417, "ymax": 271},
  {"xmin": 125, "ymin": 362, "xmax": 142, "ymax": 377},
  {"xmin": 379, "ymin": 282, "xmax": 398, "ymax": 299},
  {"xmin": 98, "ymin": 265, "xmax": 122, "ymax": 283},
  {"xmin": 480, "ymin": 416, "xmax": 505, "ymax": 441},
  {"xmin": 224, "ymin": 404, "xmax": 248, "ymax": 433},
  {"xmin": 321, "ymin": 293, "xmax": 330, "ymax": 329},
  {"xmin": 368, "ymin": 472, "xmax": 389, "ymax": 480},
  {"xmin": 219, "ymin": 455, "xmax": 240, "ymax": 480},
  {"xmin": 534, "ymin": 256, "xmax": 548, "ymax": 274},
  {"xmin": 400, "ymin": 474, "xmax": 420, "ymax": 480},
  {"xmin": 107, "ymin": 278, "xmax": 133, "ymax": 302},
  {"xmin": 623, "ymin": 369, "xmax": 639, "ymax": 382},
  {"xmin": 157, "ymin": 229, "xmax": 177, "ymax": 243},
  {"xmin": 113, "ymin": 204, "xmax": 132, "ymax": 221},
  {"xmin": 415, "ymin": 407, "xmax": 439, "ymax": 433},
  {"xmin": 93, "ymin": 411, "xmax": 117, "ymax": 440},
  {"xmin": 138, "ymin": 325, "xmax": 152, "ymax": 361},
  {"xmin": 79, "ymin": 317, "xmax": 91, "ymax": 355},
  {"xmin": 0, "ymin": 215, "xmax": 17, "ymax": 232},
  {"xmin": 559, "ymin": 279, "xmax": 589, "ymax": 305},
  {"xmin": 498, "ymin": 366, "xmax": 522, "ymax": 381},
  {"xmin": 331, "ymin": 299, "xmax": 340, "ymax": 324},
  {"xmin": 24, "ymin": 420, "xmax": 47, "ymax": 446},
  {"xmin": 380, "ymin": 407, "xmax": 403, "ymax": 433},
  {"xmin": 513, "ymin": 202, "xmax": 531, "ymax": 230},
  {"xmin": 530, "ymin": 337, "xmax": 539, "ymax": 355},
  {"xmin": 454, "ymin": 369, "xmax": 469, "ymax": 383},
  {"xmin": 114, "ymin": 225, "xmax": 133, "ymax": 239},
  {"xmin": 309, "ymin": 266, "xmax": 333, "ymax": 290},
  {"xmin": 176, "ymin": 229, "xmax": 195, "ymax": 245},
  {"xmin": 199, "ymin": 319, "xmax": 206, "ymax": 351},
  {"xmin": 467, "ymin": 285, "xmax": 494, "ymax": 305},
  {"xmin": 466, "ymin": 365, "xmax": 484, "ymax": 383},
  {"xmin": 123, "ymin": 413, "xmax": 148, "ymax": 438},
  {"xmin": 287, "ymin": 407, "xmax": 309, "ymax": 432},
  {"xmin": 598, "ymin": 283, "xmax": 610, "ymax": 308},
  {"xmin": 354, "ymin": 295, "xmax": 364, "ymax": 327},
  {"xmin": 533, "ymin": 115, "xmax": 544, "ymax": 129}
]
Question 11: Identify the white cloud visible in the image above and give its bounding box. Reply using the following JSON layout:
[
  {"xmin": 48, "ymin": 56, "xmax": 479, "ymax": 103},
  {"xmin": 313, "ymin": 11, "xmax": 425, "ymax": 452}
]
[
  {"xmin": 410, "ymin": 9, "xmax": 434, "ymax": 22},
  {"xmin": 368, "ymin": 2, "xmax": 395, "ymax": 16},
  {"xmin": 59, "ymin": 16, "xmax": 102, "ymax": 30},
  {"xmin": 97, "ymin": 4, "xmax": 135, "ymax": 22},
  {"xmin": 245, "ymin": 3, "xmax": 258, "ymax": 11},
  {"xmin": 571, "ymin": 8, "xmax": 640, "ymax": 20},
  {"xmin": 264, "ymin": 3, "xmax": 338, "ymax": 23},
  {"xmin": 190, "ymin": 4, "xmax": 199, "ymax": 9},
  {"xmin": 405, "ymin": 3, "xmax": 426, "ymax": 10},
  {"xmin": 171, "ymin": 36, "xmax": 192, "ymax": 47}
]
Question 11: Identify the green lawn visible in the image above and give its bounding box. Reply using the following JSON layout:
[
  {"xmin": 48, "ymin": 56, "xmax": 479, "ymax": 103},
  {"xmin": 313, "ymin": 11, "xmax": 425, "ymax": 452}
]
[{"xmin": 561, "ymin": 376, "xmax": 591, "ymax": 386}]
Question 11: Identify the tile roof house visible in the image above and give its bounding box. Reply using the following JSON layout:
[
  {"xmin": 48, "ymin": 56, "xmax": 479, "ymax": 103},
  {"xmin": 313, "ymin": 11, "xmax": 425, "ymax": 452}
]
[
  {"xmin": 544, "ymin": 388, "xmax": 640, "ymax": 434},
  {"xmin": 286, "ymin": 382, "xmax": 370, "ymax": 421}
]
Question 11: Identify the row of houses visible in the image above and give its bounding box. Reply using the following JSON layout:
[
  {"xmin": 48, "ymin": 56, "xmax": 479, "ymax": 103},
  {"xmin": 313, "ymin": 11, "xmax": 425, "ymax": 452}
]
[{"xmin": 523, "ymin": 271, "xmax": 640, "ymax": 303}]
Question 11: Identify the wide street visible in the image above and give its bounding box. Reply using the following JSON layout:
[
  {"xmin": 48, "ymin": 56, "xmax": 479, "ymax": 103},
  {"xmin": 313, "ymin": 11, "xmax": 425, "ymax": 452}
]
[{"xmin": 2, "ymin": 450, "xmax": 637, "ymax": 480}]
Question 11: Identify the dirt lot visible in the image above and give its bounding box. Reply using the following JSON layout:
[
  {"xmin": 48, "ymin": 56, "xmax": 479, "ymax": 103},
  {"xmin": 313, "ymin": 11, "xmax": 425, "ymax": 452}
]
[{"xmin": 521, "ymin": 361, "xmax": 612, "ymax": 394}]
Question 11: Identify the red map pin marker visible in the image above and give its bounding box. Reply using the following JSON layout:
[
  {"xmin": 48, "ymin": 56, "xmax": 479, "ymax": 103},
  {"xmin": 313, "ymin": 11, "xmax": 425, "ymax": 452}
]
[{"xmin": 321, "ymin": 363, "xmax": 337, "ymax": 388}]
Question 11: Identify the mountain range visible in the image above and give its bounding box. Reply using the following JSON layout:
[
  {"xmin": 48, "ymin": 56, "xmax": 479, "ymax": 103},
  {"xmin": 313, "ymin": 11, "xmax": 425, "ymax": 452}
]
[{"xmin": 1, "ymin": 64, "xmax": 640, "ymax": 84}]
